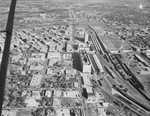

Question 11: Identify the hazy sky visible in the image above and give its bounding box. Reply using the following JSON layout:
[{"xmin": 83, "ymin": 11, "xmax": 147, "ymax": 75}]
[
  {"xmin": 1, "ymin": 0, "xmax": 149, "ymax": 5},
  {"xmin": 52, "ymin": 0, "xmax": 149, "ymax": 3}
]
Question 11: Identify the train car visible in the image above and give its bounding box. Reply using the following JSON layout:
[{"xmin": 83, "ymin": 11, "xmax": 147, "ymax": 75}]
[{"xmin": 113, "ymin": 86, "xmax": 150, "ymax": 116}]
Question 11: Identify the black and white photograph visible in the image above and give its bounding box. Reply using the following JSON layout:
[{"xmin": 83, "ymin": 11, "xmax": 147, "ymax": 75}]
[{"xmin": 0, "ymin": 0, "xmax": 150, "ymax": 116}]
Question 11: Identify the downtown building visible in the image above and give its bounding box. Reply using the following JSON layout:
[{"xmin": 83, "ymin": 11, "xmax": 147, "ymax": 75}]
[{"xmin": 79, "ymin": 50, "xmax": 92, "ymax": 73}]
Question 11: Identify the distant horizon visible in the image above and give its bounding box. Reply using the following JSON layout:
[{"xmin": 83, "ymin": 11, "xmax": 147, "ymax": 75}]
[{"xmin": 0, "ymin": 0, "xmax": 149, "ymax": 3}]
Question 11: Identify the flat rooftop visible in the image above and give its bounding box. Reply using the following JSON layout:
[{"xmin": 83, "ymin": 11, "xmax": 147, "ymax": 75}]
[
  {"xmin": 107, "ymin": 34, "xmax": 123, "ymax": 49},
  {"xmin": 30, "ymin": 75, "xmax": 42, "ymax": 87},
  {"xmin": 99, "ymin": 35, "xmax": 118, "ymax": 51}
]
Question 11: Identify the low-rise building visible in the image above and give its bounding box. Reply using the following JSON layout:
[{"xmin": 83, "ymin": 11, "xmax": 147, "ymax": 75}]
[
  {"xmin": 39, "ymin": 46, "xmax": 48, "ymax": 53},
  {"xmin": 21, "ymin": 90, "xmax": 27, "ymax": 96},
  {"xmin": 48, "ymin": 59, "xmax": 60, "ymax": 66},
  {"xmin": 64, "ymin": 67, "xmax": 77, "ymax": 78},
  {"xmin": 47, "ymin": 52, "xmax": 61, "ymax": 59},
  {"xmin": 2, "ymin": 110, "xmax": 17, "ymax": 116},
  {"xmin": 46, "ymin": 68, "xmax": 61, "ymax": 75},
  {"xmin": 53, "ymin": 98, "xmax": 61, "ymax": 107},
  {"xmin": 49, "ymin": 44, "xmax": 59, "ymax": 52},
  {"xmin": 11, "ymin": 54, "xmax": 22, "ymax": 63},
  {"xmin": 66, "ymin": 43, "xmax": 73, "ymax": 52},
  {"xmin": 45, "ymin": 90, "xmax": 52, "ymax": 97},
  {"xmin": 31, "ymin": 91, "xmax": 41, "ymax": 99},
  {"xmin": 46, "ymin": 68, "xmax": 53, "ymax": 75},
  {"xmin": 62, "ymin": 91, "xmax": 80, "ymax": 98},
  {"xmin": 55, "ymin": 109, "xmax": 70, "ymax": 116},
  {"xmin": 78, "ymin": 46, "xmax": 90, "ymax": 51},
  {"xmin": 29, "ymin": 64, "xmax": 44, "ymax": 70},
  {"xmin": 2, "ymin": 110, "xmax": 8, "ymax": 116},
  {"xmin": 86, "ymin": 91, "xmax": 104, "ymax": 103},
  {"xmin": 81, "ymin": 74, "xmax": 92, "ymax": 86},
  {"xmin": 28, "ymin": 57, "xmax": 45, "ymax": 62},
  {"xmin": 62, "ymin": 53, "xmax": 72, "ymax": 60},
  {"xmin": 25, "ymin": 97, "xmax": 39, "ymax": 108},
  {"xmin": 25, "ymin": 91, "xmax": 41, "ymax": 108},
  {"xmin": 53, "ymin": 90, "xmax": 62, "ymax": 97},
  {"xmin": 78, "ymin": 42, "xmax": 87, "ymax": 47},
  {"xmin": 73, "ymin": 82, "xmax": 79, "ymax": 88},
  {"xmin": 62, "ymin": 60, "xmax": 73, "ymax": 66},
  {"xmin": 97, "ymin": 108, "xmax": 107, "ymax": 116},
  {"xmin": 145, "ymin": 49, "xmax": 150, "ymax": 57},
  {"xmin": 31, "ymin": 53, "xmax": 46, "ymax": 58},
  {"xmin": 30, "ymin": 75, "xmax": 42, "ymax": 87}
]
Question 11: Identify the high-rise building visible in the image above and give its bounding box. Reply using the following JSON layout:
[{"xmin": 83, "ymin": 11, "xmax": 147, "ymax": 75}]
[
  {"xmin": 79, "ymin": 50, "xmax": 91, "ymax": 73},
  {"xmin": 84, "ymin": 33, "xmax": 89, "ymax": 43}
]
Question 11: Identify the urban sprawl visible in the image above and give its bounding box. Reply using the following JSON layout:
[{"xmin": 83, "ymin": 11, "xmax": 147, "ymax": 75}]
[{"xmin": 1, "ymin": 1, "xmax": 150, "ymax": 116}]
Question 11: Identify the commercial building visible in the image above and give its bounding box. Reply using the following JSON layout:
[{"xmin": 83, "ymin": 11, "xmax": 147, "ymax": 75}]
[
  {"xmin": 53, "ymin": 90, "xmax": 62, "ymax": 97},
  {"xmin": 73, "ymin": 82, "xmax": 79, "ymax": 88},
  {"xmin": 97, "ymin": 108, "xmax": 107, "ymax": 116},
  {"xmin": 84, "ymin": 32, "xmax": 89, "ymax": 42},
  {"xmin": 2, "ymin": 110, "xmax": 8, "ymax": 116},
  {"xmin": 64, "ymin": 67, "xmax": 76, "ymax": 75},
  {"xmin": 81, "ymin": 74, "xmax": 92, "ymax": 86},
  {"xmin": 30, "ymin": 75, "xmax": 42, "ymax": 87},
  {"xmin": 78, "ymin": 42, "xmax": 87, "ymax": 47},
  {"xmin": 45, "ymin": 90, "xmax": 52, "ymax": 97},
  {"xmin": 31, "ymin": 52, "xmax": 46, "ymax": 58},
  {"xmin": 85, "ymin": 87, "xmax": 104, "ymax": 103},
  {"xmin": 145, "ymin": 50, "xmax": 150, "ymax": 57},
  {"xmin": 46, "ymin": 68, "xmax": 53, "ymax": 75},
  {"xmin": 46, "ymin": 68, "xmax": 61, "ymax": 75},
  {"xmin": 25, "ymin": 91, "xmax": 41, "ymax": 108},
  {"xmin": 62, "ymin": 53, "xmax": 72, "ymax": 60},
  {"xmin": 1, "ymin": 110, "xmax": 17, "ymax": 116},
  {"xmin": 49, "ymin": 44, "xmax": 59, "ymax": 52},
  {"xmin": 48, "ymin": 59, "xmax": 60, "ymax": 66},
  {"xmin": 47, "ymin": 52, "xmax": 61, "ymax": 59},
  {"xmin": 31, "ymin": 91, "xmax": 41, "ymax": 99},
  {"xmin": 79, "ymin": 50, "xmax": 92, "ymax": 73},
  {"xmin": 62, "ymin": 60, "xmax": 73, "ymax": 67},
  {"xmin": 55, "ymin": 109, "xmax": 70, "ymax": 116},
  {"xmin": 78, "ymin": 46, "xmax": 90, "ymax": 51},
  {"xmin": 62, "ymin": 91, "xmax": 80, "ymax": 98},
  {"xmin": 29, "ymin": 64, "xmax": 44, "ymax": 70},
  {"xmin": 53, "ymin": 98, "xmax": 61, "ymax": 107},
  {"xmin": 28, "ymin": 57, "xmax": 45, "ymax": 62},
  {"xmin": 84, "ymin": 86, "xmax": 95, "ymax": 102},
  {"xmin": 66, "ymin": 43, "xmax": 73, "ymax": 52},
  {"xmin": 25, "ymin": 97, "xmax": 39, "ymax": 108}
]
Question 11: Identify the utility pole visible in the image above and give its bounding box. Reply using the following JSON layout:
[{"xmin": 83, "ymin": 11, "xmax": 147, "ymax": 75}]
[{"xmin": 0, "ymin": 0, "xmax": 17, "ymax": 115}]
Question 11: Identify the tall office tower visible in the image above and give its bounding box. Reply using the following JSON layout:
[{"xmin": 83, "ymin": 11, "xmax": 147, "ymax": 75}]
[{"xmin": 79, "ymin": 50, "xmax": 91, "ymax": 73}]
